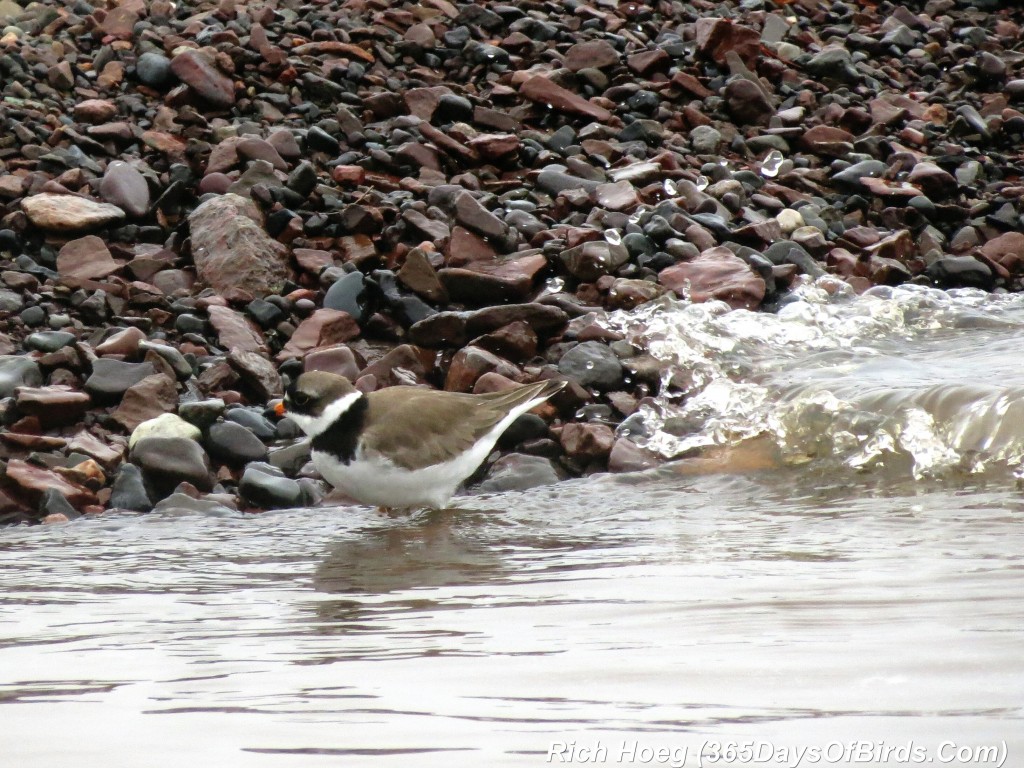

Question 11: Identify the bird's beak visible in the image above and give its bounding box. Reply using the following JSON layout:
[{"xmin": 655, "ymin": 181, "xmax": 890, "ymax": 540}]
[{"xmin": 273, "ymin": 401, "xmax": 287, "ymax": 417}]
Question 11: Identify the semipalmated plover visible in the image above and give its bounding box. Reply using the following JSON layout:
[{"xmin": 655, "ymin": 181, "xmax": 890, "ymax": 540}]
[{"xmin": 276, "ymin": 371, "xmax": 565, "ymax": 509}]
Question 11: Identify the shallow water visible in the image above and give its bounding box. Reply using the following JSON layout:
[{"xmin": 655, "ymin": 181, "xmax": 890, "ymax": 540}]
[{"xmin": 3, "ymin": 285, "xmax": 1024, "ymax": 767}]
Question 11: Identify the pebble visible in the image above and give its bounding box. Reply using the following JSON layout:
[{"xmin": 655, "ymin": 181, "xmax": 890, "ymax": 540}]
[
  {"xmin": 131, "ymin": 437, "xmax": 213, "ymax": 495},
  {"xmin": 239, "ymin": 465, "xmax": 303, "ymax": 509},
  {"xmin": 477, "ymin": 453, "xmax": 561, "ymax": 493},
  {"xmin": 206, "ymin": 422, "xmax": 269, "ymax": 467},
  {"xmin": 129, "ymin": 413, "xmax": 202, "ymax": 449},
  {"xmin": 21, "ymin": 193, "xmax": 126, "ymax": 232},
  {"xmin": 0, "ymin": 356, "xmax": 42, "ymax": 397},
  {"xmin": 109, "ymin": 464, "xmax": 153, "ymax": 512},
  {"xmin": 558, "ymin": 342, "xmax": 624, "ymax": 390},
  {"xmin": 84, "ymin": 360, "xmax": 156, "ymax": 404}
]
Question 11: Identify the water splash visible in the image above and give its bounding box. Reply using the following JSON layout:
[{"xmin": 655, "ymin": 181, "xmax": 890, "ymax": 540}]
[
  {"xmin": 604, "ymin": 229, "xmax": 622, "ymax": 246},
  {"xmin": 605, "ymin": 281, "xmax": 1024, "ymax": 478},
  {"xmin": 760, "ymin": 150, "xmax": 784, "ymax": 178}
]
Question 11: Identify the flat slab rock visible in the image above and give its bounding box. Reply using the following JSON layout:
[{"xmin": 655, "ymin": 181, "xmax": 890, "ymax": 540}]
[{"xmin": 22, "ymin": 193, "xmax": 126, "ymax": 232}]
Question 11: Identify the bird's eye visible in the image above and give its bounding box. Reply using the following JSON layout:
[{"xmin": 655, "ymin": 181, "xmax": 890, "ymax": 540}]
[{"xmin": 292, "ymin": 391, "xmax": 311, "ymax": 407}]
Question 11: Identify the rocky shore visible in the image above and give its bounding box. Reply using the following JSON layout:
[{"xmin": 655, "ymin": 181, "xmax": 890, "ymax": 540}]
[{"xmin": 0, "ymin": 0, "xmax": 1020, "ymax": 523}]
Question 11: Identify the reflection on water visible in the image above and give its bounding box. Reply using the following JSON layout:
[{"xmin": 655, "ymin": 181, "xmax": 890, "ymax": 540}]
[
  {"xmin": 1, "ymin": 468, "xmax": 1022, "ymax": 767},
  {"xmin": 3, "ymin": 287, "xmax": 1024, "ymax": 766}
]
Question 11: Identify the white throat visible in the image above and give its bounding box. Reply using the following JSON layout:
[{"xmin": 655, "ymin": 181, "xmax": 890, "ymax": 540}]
[{"xmin": 288, "ymin": 390, "xmax": 363, "ymax": 438}]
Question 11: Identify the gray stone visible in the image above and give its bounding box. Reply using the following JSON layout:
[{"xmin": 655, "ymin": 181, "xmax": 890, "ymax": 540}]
[
  {"xmin": 84, "ymin": 359, "xmax": 156, "ymax": 404},
  {"xmin": 558, "ymin": 341, "xmax": 624, "ymax": 390},
  {"xmin": 0, "ymin": 288, "xmax": 22, "ymax": 313},
  {"xmin": 477, "ymin": 453, "xmax": 561, "ymax": 492},
  {"xmin": 0, "ymin": 356, "xmax": 42, "ymax": 398},
  {"xmin": 763, "ymin": 241, "xmax": 826, "ymax": 278},
  {"xmin": 131, "ymin": 436, "xmax": 213, "ymax": 494},
  {"xmin": 25, "ymin": 331, "xmax": 76, "ymax": 352},
  {"xmin": 139, "ymin": 341, "xmax": 193, "ymax": 379},
  {"xmin": 206, "ymin": 422, "xmax": 268, "ymax": 467},
  {"xmin": 239, "ymin": 465, "xmax": 303, "ymax": 509},
  {"xmin": 179, "ymin": 399, "xmax": 226, "ymax": 429},
  {"xmin": 136, "ymin": 51, "xmax": 174, "ymax": 88},
  {"xmin": 224, "ymin": 407, "xmax": 276, "ymax": 440},
  {"xmin": 109, "ymin": 463, "xmax": 153, "ymax": 512},
  {"xmin": 689, "ymin": 125, "xmax": 723, "ymax": 154}
]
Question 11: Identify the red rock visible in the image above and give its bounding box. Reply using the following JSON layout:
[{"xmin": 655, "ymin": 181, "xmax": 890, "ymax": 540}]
[
  {"xmin": 73, "ymin": 99, "xmax": 118, "ymax": 124},
  {"xmin": 606, "ymin": 278, "xmax": 668, "ymax": 310},
  {"xmin": 520, "ymin": 75, "xmax": 612, "ymax": 122},
  {"xmin": 304, "ymin": 345, "xmax": 361, "ymax": 380},
  {"xmin": 799, "ymin": 125, "xmax": 855, "ymax": 157},
  {"xmin": 472, "ymin": 320, "xmax": 538, "ymax": 362},
  {"xmin": 5, "ymin": 459, "xmax": 94, "ymax": 507},
  {"xmin": 56, "ymin": 235, "xmax": 120, "ymax": 282},
  {"xmin": 13, "ymin": 387, "xmax": 91, "ymax": 430},
  {"xmin": 659, "ymin": 246, "xmax": 766, "ymax": 310},
  {"xmin": 466, "ymin": 133, "xmax": 521, "ymax": 161},
  {"xmin": 594, "ymin": 181, "xmax": 639, "ymax": 212},
  {"xmin": 397, "ymin": 248, "xmax": 447, "ymax": 303},
  {"xmin": 438, "ymin": 253, "xmax": 547, "ymax": 305},
  {"xmin": 67, "ymin": 431, "xmax": 125, "ymax": 467},
  {"xmin": 337, "ymin": 234, "xmax": 378, "ymax": 267},
  {"xmin": 859, "ymin": 177, "xmax": 921, "ymax": 198},
  {"xmin": 99, "ymin": 5, "xmax": 138, "ymax": 38},
  {"xmin": 22, "ymin": 193, "xmax": 126, "ymax": 232},
  {"xmin": 446, "ymin": 226, "xmax": 497, "ymax": 266},
  {"xmin": 907, "ymin": 162, "xmax": 958, "ymax": 201},
  {"xmin": 404, "ymin": 85, "xmax": 451, "ymax": 120},
  {"xmin": 980, "ymin": 232, "xmax": 1024, "ymax": 272},
  {"xmin": 227, "ymin": 349, "xmax": 283, "ymax": 399},
  {"xmin": 725, "ymin": 79, "xmax": 773, "ymax": 126},
  {"xmin": 627, "ymin": 48, "xmax": 669, "ymax": 76},
  {"xmin": 293, "ymin": 248, "xmax": 335, "ymax": 274},
  {"xmin": 444, "ymin": 346, "xmax": 521, "ymax": 392},
  {"xmin": 95, "ymin": 326, "xmax": 146, "ymax": 357},
  {"xmin": 208, "ymin": 305, "xmax": 267, "ymax": 355},
  {"xmin": 359, "ymin": 344, "xmax": 433, "ymax": 387},
  {"xmin": 169, "ymin": 49, "xmax": 235, "ymax": 108},
  {"xmin": 608, "ymin": 437, "xmax": 660, "ymax": 472},
  {"xmin": 97, "ymin": 61, "xmax": 124, "ymax": 89},
  {"xmin": 331, "ymin": 165, "xmax": 366, "ymax": 185},
  {"xmin": 111, "ymin": 374, "xmax": 177, "ymax": 431},
  {"xmin": 99, "ymin": 161, "xmax": 150, "ymax": 217},
  {"xmin": 560, "ymin": 422, "xmax": 614, "ymax": 461},
  {"xmin": 189, "ymin": 193, "xmax": 291, "ymax": 298},
  {"xmin": 237, "ymin": 137, "xmax": 289, "ymax": 171},
  {"xmin": 694, "ymin": 18, "xmax": 761, "ymax": 67},
  {"xmin": 276, "ymin": 309, "xmax": 360, "ymax": 360},
  {"xmin": 564, "ymin": 39, "xmax": 620, "ymax": 72}
]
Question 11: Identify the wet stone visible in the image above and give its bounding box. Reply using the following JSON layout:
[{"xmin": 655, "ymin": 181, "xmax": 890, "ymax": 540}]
[
  {"xmin": 239, "ymin": 465, "xmax": 302, "ymax": 509},
  {"xmin": 179, "ymin": 400, "xmax": 226, "ymax": 430},
  {"xmin": 109, "ymin": 463, "xmax": 153, "ymax": 512},
  {"xmin": 25, "ymin": 331, "xmax": 76, "ymax": 353},
  {"xmin": 206, "ymin": 422, "xmax": 268, "ymax": 467},
  {"xmin": 112, "ymin": 374, "xmax": 178, "ymax": 431},
  {"xmin": 558, "ymin": 342, "xmax": 624, "ymax": 390},
  {"xmin": 22, "ymin": 193, "xmax": 126, "ymax": 232},
  {"xmin": 99, "ymin": 162, "xmax": 151, "ymax": 218},
  {"xmin": 0, "ymin": 356, "xmax": 42, "ymax": 397},
  {"xmin": 323, "ymin": 270, "xmax": 370, "ymax": 321},
  {"xmin": 131, "ymin": 437, "xmax": 213, "ymax": 495},
  {"xmin": 85, "ymin": 360, "xmax": 156, "ymax": 404},
  {"xmin": 477, "ymin": 453, "xmax": 561, "ymax": 493},
  {"xmin": 136, "ymin": 52, "xmax": 174, "ymax": 88},
  {"xmin": 224, "ymin": 408, "xmax": 277, "ymax": 441}
]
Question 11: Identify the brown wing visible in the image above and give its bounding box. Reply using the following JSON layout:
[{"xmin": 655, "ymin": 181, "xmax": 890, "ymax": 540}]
[{"xmin": 361, "ymin": 381, "xmax": 562, "ymax": 470}]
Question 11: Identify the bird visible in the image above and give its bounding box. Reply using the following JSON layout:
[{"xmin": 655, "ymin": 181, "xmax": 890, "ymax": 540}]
[{"xmin": 274, "ymin": 371, "xmax": 565, "ymax": 510}]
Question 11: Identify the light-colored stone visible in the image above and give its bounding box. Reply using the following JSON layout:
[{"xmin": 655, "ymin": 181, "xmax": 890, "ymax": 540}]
[
  {"xmin": 129, "ymin": 412, "xmax": 202, "ymax": 449},
  {"xmin": 22, "ymin": 193, "xmax": 126, "ymax": 232}
]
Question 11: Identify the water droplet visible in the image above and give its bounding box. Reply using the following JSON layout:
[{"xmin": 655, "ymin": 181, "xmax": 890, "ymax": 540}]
[
  {"xmin": 760, "ymin": 150, "xmax": 784, "ymax": 178},
  {"xmin": 585, "ymin": 361, "xmax": 595, "ymax": 370},
  {"xmin": 545, "ymin": 277, "xmax": 565, "ymax": 293},
  {"xmin": 695, "ymin": 175, "xmax": 710, "ymax": 191},
  {"xmin": 663, "ymin": 179, "xmax": 678, "ymax": 197},
  {"xmin": 486, "ymin": 53, "xmax": 495, "ymax": 59},
  {"xmin": 628, "ymin": 212, "xmax": 642, "ymax": 225},
  {"xmin": 604, "ymin": 229, "xmax": 622, "ymax": 246}
]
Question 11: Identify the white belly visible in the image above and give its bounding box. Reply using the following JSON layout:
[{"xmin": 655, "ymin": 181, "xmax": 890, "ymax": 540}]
[{"xmin": 312, "ymin": 446, "xmax": 486, "ymax": 509}]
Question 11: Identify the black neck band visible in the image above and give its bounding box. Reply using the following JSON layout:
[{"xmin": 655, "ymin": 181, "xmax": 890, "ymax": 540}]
[{"xmin": 311, "ymin": 395, "xmax": 368, "ymax": 464}]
